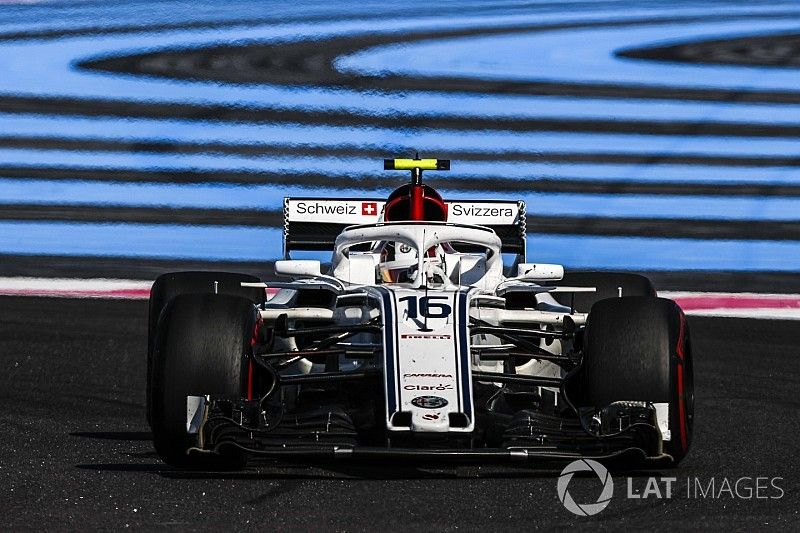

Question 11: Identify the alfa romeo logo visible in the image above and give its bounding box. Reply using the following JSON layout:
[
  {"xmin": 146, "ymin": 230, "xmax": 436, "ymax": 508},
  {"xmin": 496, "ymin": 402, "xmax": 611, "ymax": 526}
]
[
  {"xmin": 410, "ymin": 396, "xmax": 448, "ymax": 409},
  {"xmin": 557, "ymin": 459, "xmax": 614, "ymax": 516}
]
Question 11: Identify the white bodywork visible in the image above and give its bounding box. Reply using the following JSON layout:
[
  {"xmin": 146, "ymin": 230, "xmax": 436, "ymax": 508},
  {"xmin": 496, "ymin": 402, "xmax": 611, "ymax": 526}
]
[{"xmin": 253, "ymin": 214, "xmax": 605, "ymax": 434}]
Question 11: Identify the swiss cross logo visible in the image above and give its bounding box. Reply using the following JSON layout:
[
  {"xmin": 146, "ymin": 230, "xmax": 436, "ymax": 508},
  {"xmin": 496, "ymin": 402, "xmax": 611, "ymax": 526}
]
[{"xmin": 362, "ymin": 202, "xmax": 378, "ymax": 216}]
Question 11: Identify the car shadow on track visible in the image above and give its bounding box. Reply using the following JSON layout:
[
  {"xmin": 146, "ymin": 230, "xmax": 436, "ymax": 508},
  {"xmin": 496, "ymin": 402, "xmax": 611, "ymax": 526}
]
[
  {"xmin": 74, "ymin": 462, "xmax": 561, "ymax": 479},
  {"xmin": 74, "ymin": 461, "xmax": 672, "ymax": 481},
  {"xmin": 71, "ymin": 430, "xmax": 674, "ymax": 480}
]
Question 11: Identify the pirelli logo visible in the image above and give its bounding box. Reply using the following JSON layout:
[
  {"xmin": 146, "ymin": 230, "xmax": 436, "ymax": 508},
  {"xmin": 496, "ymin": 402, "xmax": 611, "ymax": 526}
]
[{"xmin": 400, "ymin": 334, "xmax": 452, "ymax": 339}]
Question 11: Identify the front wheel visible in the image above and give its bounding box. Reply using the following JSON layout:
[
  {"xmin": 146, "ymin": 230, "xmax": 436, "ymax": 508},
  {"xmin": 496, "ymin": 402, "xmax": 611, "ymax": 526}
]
[
  {"xmin": 577, "ymin": 296, "xmax": 694, "ymax": 464},
  {"xmin": 150, "ymin": 293, "xmax": 258, "ymax": 468},
  {"xmin": 146, "ymin": 271, "xmax": 264, "ymax": 427}
]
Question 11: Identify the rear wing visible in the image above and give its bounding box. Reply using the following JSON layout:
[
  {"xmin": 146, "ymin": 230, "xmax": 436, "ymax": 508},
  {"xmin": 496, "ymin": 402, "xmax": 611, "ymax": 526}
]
[{"xmin": 283, "ymin": 198, "xmax": 526, "ymax": 257}]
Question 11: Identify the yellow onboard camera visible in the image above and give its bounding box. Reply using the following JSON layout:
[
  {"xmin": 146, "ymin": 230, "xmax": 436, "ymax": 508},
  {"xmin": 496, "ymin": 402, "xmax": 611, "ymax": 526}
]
[{"xmin": 384, "ymin": 158, "xmax": 450, "ymax": 171}]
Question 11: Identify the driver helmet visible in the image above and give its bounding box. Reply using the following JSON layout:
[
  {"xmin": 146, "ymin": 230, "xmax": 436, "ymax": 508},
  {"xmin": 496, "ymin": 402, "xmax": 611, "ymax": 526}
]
[{"xmin": 379, "ymin": 241, "xmax": 418, "ymax": 283}]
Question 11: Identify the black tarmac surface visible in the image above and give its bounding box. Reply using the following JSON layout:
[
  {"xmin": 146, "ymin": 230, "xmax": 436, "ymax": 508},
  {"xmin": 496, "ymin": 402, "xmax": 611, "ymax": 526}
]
[{"xmin": 1, "ymin": 296, "xmax": 797, "ymax": 530}]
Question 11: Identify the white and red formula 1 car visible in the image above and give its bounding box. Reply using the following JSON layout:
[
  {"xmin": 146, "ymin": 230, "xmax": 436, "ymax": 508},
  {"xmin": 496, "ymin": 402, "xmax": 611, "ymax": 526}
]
[{"xmin": 147, "ymin": 158, "xmax": 694, "ymax": 468}]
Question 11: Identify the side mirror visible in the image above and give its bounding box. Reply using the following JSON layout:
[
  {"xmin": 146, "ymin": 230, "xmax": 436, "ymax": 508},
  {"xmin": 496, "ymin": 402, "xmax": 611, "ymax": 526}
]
[
  {"xmin": 274, "ymin": 260, "xmax": 322, "ymax": 278},
  {"xmin": 517, "ymin": 263, "xmax": 564, "ymax": 281}
]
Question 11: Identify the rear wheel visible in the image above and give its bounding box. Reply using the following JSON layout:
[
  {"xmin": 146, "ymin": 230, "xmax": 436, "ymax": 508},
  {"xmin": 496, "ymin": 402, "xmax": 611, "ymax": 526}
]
[
  {"xmin": 553, "ymin": 271, "xmax": 655, "ymax": 312},
  {"xmin": 577, "ymin": 296, "xmax": 694, "ymax": 464},
  {"xmin": 146, "ymin": 271, "xmax": 264, "ymax": 426},
  {"xmin": 151, "ymin": 293, "xmax": 258, "ymax": 467}
]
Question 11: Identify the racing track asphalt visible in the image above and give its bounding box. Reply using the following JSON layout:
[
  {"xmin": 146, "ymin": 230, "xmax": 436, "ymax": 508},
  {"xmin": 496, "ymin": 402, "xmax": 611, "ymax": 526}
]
[{"xmin": 1, "ymin": 296, "xmax": 797, "ymax": 531}]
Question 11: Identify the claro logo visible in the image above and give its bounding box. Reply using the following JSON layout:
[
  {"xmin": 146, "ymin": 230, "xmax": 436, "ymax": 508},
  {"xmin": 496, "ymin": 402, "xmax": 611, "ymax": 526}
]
[{"xmin": 404, "ymin": 384, "xmax": 453, "ymax": 391}]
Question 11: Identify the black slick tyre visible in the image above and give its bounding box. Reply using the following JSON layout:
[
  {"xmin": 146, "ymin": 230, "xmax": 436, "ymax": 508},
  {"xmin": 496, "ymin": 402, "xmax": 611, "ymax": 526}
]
[
  {"xmin": 578, "ymin": 296, "xmax": 694, "ymax": 464},
  {"xmin": 150, "ymin": 293, "xmax": 258, "ymax": 468},
  {"xmin": 146, "ymin": 271, "xmax": 264, "ymax": 426}
]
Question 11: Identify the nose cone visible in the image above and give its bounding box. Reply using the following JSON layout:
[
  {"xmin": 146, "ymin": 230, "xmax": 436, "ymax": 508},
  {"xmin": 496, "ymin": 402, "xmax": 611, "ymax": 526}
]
[{"xmin": 410, "ymin": 408, "xmax": 451, "ymax": 433}]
